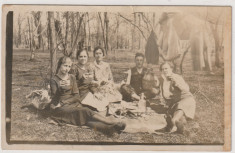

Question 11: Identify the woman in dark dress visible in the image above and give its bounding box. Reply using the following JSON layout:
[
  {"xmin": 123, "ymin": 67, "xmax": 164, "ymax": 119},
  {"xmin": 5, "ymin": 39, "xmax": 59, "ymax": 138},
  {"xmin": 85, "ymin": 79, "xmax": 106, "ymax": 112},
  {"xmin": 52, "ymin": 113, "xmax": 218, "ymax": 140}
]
[
  {"xmin": 69, "ymin": 49, "xmax": 98, "ymax": 100},
  {"xmin": 50, "ymin": 56, "xmax": 125, "ymax": 135}
]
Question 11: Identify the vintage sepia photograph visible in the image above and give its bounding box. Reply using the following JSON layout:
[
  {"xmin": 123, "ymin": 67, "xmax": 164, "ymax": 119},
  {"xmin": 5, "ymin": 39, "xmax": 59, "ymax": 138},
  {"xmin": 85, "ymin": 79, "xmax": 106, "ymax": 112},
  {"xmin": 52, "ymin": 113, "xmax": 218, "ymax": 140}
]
[{"xmin": 1, "ymin": 5, "xmax": 231, "ymax": 151}]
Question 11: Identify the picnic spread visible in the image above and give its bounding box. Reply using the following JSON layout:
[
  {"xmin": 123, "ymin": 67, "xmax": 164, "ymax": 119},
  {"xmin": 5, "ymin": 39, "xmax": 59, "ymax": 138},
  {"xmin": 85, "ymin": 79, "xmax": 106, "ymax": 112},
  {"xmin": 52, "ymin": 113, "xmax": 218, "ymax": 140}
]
[
  {"xmin": 25, "ymin": 84, "xmax": 167, "ymax": 134},
  {"xmin": 107, "ymin": 100, "xmax": 167, "ymax": 134}
]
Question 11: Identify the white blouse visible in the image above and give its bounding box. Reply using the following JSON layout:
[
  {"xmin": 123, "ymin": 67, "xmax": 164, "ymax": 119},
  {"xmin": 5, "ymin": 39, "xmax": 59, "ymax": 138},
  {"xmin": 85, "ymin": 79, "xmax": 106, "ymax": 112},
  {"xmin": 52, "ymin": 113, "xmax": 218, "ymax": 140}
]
[{"xmin": 92, "ymin": 61, "xmax": 113, "ymax": 84}]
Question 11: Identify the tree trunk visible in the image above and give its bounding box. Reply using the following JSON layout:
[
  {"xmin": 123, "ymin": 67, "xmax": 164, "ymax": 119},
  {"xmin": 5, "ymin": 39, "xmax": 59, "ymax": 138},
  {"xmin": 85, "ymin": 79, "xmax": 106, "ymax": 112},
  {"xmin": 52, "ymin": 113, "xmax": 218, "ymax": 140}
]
[
  {"xmin": 98, "ymin": 13, "xmax": 106, "ymax": 51},
  {"xmin": 71, "ymin": 13, "xmax": 75, "ymax": 48},
  {"xmin": 210, "ymin": 23, "xmax": 220, "ymax": 68},
  {"xmin": 42, "ymin": 36, "xmax": 45, "ymax": 52},
  {"xmin": 32, "ymin": 12, "xmax": 42, "ymax": 49},
  {"xmin": 64, "ymin": 12, "xmax": 69, "ymax": 51},
  {"xmin": 48, "ymin": 12, "xmax": 57, "ymax": 78},
  {"xmin": 47, "ymin": 25, "xmax": 50, "ymax": 50},
  {"xmin": 24, "ymin": 32, "xmax": 28, "ymax": 48},
  {"xmin": 30, "ymin": 17, "xmax": 35, "ymax": 60},
  {"xmin": 138, "ymin": 14, "xmax": 141, "ymax": 50},
  {"xmin": 96, "ymin": 14, "xmax": 100, "ymax": 46},
  {"xmin": 132, "ymin": 13, "xmax": 136, "ymax": 50},
  {"xmin": 37, "ymin": 13, "xmax": 42, "ymax": 49},
  {"xmin": 70, "ymin": 13, "xmax": 85, "ymax": 57},
  {"xmin": 38, "ymin": 24, "xmax": 42, "ymax": 49},
  {"xmin": 27, "ymin": 17, "xmax": 31, "ymax": 50},
  {"xmin": 17, "ymin": 14, "xmax": 22, "ymax": 48},
  {"xmin": 214, "ymin": 29, "xmax": 221, "ymax": 68},
  {"xmin": 104, "ymin": 12, "xmax": 109, "ymax": 55},
  {"xmin": 27, "ymin": 17, "xmax": 34, "ymax": 60},
  {"xmin": 83, "ymin": 16, "xmax": 87, "ymax": 48},
  {"xmin": 87, "ymin": 13, "xmax": 91, "ymax": 50},
  {"xmin": 116, "ymin": 16, "xmax": 119, "ymax": 49}
]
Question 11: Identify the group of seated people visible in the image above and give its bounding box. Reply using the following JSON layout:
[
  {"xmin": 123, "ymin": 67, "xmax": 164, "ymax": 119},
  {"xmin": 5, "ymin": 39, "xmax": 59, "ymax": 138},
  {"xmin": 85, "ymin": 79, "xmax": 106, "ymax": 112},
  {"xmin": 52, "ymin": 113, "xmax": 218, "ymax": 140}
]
[{"xmin": 49, "ymin": 46, "xmax": 196, "ymax": 135}]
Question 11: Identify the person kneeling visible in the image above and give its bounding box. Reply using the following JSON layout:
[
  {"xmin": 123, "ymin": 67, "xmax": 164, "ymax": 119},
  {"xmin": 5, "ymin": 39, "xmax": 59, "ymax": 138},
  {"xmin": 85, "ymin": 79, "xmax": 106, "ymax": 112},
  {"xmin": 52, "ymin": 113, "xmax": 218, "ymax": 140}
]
[{"xmin": 159, "ymin": 62, "xmax": 196, "ymax": 134}]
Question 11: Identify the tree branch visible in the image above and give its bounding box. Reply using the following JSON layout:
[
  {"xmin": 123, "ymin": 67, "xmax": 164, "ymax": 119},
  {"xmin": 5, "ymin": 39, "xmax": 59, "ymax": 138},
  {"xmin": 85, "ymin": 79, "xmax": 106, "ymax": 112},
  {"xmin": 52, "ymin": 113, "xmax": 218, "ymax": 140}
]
[
  {"xmin": 98, "ymin": 12, "xmax": 106, "ymax": 49},
  {"xmin": 69, "ymin": 13, "xmax": 85, "ymax": 56},
  {"xmin": 140, "ymin": 12, "xmax": 153, "ymax": 31},
  {"xmin": 118, "ymin": 13, "xmax": 147, "ymax": 41}
]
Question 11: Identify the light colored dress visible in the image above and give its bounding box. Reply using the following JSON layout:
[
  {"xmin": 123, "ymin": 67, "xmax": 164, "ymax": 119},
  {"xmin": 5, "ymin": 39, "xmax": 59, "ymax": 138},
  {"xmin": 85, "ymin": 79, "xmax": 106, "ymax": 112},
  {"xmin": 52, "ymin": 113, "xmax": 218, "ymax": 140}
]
[
  {"xmin": 159, "ymin": 73, "xmax": 196, "ymax": 119},
  {"xmin": 92, "ymin": 61, "xmax": 113, "ymax": 84}
]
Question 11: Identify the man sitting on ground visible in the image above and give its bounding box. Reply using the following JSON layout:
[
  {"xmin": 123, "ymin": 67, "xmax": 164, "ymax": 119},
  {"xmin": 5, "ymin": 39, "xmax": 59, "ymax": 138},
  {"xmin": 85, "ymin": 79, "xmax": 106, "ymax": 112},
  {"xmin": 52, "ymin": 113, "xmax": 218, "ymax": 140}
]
[{"xmin": 120, "ymin": 53, "xmax": 159, "ymax": 102}]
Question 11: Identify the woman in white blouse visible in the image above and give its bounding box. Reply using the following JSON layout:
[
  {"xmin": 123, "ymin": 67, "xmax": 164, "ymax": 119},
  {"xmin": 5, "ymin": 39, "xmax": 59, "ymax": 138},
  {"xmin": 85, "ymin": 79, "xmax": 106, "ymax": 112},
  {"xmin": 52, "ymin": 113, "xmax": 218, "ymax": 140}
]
[
  {"xmin": 92, "ymin": 46, "xmax": 113, "ymax": 86},
  {"xmin": 159, "ymin": 62, "xmax": 196, "ymax": 133}
]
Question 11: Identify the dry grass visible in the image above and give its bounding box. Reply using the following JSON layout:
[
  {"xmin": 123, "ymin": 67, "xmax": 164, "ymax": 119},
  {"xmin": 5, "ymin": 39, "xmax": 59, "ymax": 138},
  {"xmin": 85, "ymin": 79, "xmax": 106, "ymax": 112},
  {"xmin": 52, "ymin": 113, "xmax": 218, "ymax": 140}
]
[{"xmin": 10, "ymin": 48, "xmax": 224, "ymax": 144}]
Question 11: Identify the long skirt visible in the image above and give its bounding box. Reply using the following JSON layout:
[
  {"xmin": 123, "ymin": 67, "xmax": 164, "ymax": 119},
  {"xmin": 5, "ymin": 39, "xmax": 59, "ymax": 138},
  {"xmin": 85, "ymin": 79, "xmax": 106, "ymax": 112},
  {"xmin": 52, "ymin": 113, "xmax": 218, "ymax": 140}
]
[
  {"xmin": 51, "ymin": 103, "xmax": 123, "ymax": 135},
  {"xmin": 51, "ymin": 103, "xmax": 95, "ymax": 126}
]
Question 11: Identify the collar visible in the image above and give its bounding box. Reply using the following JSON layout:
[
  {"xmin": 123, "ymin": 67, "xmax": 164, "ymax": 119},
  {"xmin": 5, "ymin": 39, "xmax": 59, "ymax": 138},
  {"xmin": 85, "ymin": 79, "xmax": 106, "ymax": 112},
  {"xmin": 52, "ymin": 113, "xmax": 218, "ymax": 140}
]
[
  {"xmin": 76, "ymin": 64, "xmax": 87, "ymax": 70},
  {"xmin": 55, "ymin": 74, "xmax": 70, "ymax": 81},
  {"xmin": 94, "ymin": 60, "xmax": 104, "ymax": 68},
  {"xmin": 136, "ymin": 67, "xmax": 143, "ymax": 74}
]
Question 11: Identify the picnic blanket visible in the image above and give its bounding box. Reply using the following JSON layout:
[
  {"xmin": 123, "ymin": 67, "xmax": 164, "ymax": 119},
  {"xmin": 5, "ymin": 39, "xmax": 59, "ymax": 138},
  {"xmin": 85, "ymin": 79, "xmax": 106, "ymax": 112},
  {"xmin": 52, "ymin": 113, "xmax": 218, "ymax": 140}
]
[
  {"xmin": 108, "ymin": 101, "xmax": 167, "ymax": 134},
  {"xmin": 121, "ymin": 113, "xmax": 166, "ymax": 134},
  {"xmin": 25, "ymin": 89, "xmax": 167, "ymax": 134}
]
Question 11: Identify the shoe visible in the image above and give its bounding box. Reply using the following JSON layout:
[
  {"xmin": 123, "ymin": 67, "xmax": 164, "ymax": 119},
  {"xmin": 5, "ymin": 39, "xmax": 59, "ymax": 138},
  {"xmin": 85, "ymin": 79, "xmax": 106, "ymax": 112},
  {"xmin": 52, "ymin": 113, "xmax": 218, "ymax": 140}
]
[
  {"xmin": 114, "ymin": 122, "xmax": 126, "ymax": 133},
  {"xmin": 165, "ymin": 115, "xmax": 173, "ymax": 132},
  {"xmin": 169, "ymin": 126, "xmax": 177, "ymax": 133},
  {"xmin": 176, "ymin": 121, "xmax": 184, "ymax": 134},
  {"xmin": 104, "ymin": 128, "xmax": 116, "ymax": 136}
]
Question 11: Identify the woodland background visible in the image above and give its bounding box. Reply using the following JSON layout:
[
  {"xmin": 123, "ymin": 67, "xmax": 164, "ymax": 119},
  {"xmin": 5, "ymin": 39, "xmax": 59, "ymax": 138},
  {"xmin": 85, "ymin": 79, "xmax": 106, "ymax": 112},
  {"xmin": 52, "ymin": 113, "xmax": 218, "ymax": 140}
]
[{"xmin": 10, "ymin": 7, "xmax": 229, "ymax": 143}]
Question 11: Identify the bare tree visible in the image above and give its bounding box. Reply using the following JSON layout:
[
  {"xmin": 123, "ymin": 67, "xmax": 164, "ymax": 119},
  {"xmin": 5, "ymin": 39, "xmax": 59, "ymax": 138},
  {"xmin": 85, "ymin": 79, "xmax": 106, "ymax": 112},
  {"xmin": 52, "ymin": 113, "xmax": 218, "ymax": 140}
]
[
  {"xmin": 104, "ymin": 12, "xmax": 109, "ymax": 54},
  {"xmin": 138, "ymin": 14, "xmax": 141, "ymax": 49},
  {"xmin": 17, "ymin": 14, "xmax": 23, "ymax": 48},
  {"xmin": 98, "ymin": 12, "xmax": 106, "ymax": 52},
  {"xmin": 64, "ymin": 12, "xmax": 69, "ymax": 50},
  {"xmin": 116, "ymin": 16, "xmax": 120, "ymax": 49},
  {"xmin": 82, "ymin": 15, "xmax": 87, "ymax": 48},
  {"xmin": 70, "ymin": 12, "xmax": 75, "ymax": 48},
  {"xmin": 86, "ymin": 13, "xmax": 92, "ymax": 50},
  {"xmin": 23, "ymin": 31, "xmax": 29, "ymax": 48},
  {"xmin": 47, "ymin": 24, "xmax": 50, "ymax": 50},
  {"xmin": 32, "ymin": 11, "xmax": 42, "ymax": 49},
  {"xmin": 27, "ymin": 16, "xmax": 36, "ymax": 60},
  {"xmin": 140, "ymin": 13, "xmax": 152, "ymax": 33},
  {"xmin": 207, "ymin": 11, "xmax": 224, "ymax": 68},
  {"xmin": 48, "ymin": 12, "xmax": 57, "ymax": 78},
  {"xmin": 132, "ymin": 13, "xmax": 136, "ymax": 50},
  {"xmin": 118, "ymin": 13, "xmax": 147, "ymax": 41},
  {"xmin": 70, "ymin": 13, "xmax": 85, "ymax": 57}
]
